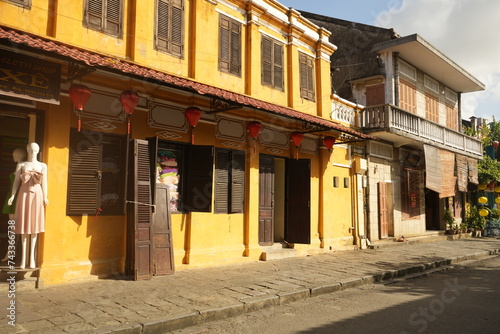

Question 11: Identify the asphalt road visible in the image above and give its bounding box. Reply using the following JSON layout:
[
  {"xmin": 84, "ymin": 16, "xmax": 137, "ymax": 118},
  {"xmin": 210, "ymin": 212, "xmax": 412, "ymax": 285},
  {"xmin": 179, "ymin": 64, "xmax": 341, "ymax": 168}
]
[{"xmin": 169, "ymin": 255, "xmax": 500, "ymax": 334}]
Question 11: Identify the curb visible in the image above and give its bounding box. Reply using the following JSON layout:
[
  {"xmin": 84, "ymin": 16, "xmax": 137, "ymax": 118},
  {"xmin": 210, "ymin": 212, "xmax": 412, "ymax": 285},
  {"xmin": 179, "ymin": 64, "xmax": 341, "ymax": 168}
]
[{"xmin": 88, "ymin": 248, "xmax": 500, "ymax": 334}]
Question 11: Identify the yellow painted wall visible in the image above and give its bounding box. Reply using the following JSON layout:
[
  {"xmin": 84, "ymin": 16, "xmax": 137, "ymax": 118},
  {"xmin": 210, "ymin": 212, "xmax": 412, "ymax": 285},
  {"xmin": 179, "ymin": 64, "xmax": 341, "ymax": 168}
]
[
  {"xmin": 0, "ymin": 1, "xmax": 49, "ymax": 35},
  {"xmin": 1, "ymin": 0, "xmax": 361, "ymax": 285}
]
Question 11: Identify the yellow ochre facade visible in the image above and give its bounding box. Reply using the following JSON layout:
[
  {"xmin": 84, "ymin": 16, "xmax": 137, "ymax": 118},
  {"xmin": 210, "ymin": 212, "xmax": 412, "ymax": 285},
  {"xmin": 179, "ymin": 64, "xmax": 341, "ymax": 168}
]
[{"xmin": 0, "ymin": 0, "xmax": 370, "ymax": 285}]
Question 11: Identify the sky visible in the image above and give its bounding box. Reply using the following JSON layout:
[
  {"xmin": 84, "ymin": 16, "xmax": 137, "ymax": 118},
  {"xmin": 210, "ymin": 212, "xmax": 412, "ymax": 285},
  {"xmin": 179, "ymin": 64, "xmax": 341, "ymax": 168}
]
[{"xmin": 279, "ymin": 0, "xmax": 500, "ymax": 121}]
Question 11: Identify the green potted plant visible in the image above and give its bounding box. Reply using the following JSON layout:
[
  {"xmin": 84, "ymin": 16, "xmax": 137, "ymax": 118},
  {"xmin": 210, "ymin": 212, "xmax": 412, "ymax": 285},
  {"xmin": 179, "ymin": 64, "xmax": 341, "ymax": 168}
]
[
  {"xmin": 443, "ymin": 208, "xmax": 457, "ymax": 235},
  {"xmin": 467, "ymin": 205, "xmax": 486, "ymax": 237}
]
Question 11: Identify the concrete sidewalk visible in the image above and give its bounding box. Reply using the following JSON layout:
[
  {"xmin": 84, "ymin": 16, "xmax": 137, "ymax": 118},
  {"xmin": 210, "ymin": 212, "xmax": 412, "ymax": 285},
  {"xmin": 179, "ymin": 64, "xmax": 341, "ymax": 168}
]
[{"xmin": 2, "ymin": 238, "xmax": 500, "ymax": 333}]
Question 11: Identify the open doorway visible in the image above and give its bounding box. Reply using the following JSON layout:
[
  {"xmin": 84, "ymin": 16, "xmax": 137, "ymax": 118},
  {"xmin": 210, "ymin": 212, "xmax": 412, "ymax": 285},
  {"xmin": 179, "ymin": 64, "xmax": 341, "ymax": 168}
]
[
  {"xmin": 258, "ymin": 155, "xmax": 311, "ymax": 246},
  {"xmin": 0, "ymin": 105, "xmax": 42, "ymax": 263}
]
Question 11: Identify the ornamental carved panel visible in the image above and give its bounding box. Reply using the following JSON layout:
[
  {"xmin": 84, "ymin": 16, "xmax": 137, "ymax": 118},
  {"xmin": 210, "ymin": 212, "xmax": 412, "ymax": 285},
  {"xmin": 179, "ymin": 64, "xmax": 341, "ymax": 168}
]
[
  {"xmin": 260, "ymin": 127, "xmax": 289, "ymax": 149},
  {"xmin": 215, "ymin": 116, "xmax": 246, "ymax": 141},
  {"xmin": 148, "ymin": 101, "xmax": 188, "ymax": 132}
]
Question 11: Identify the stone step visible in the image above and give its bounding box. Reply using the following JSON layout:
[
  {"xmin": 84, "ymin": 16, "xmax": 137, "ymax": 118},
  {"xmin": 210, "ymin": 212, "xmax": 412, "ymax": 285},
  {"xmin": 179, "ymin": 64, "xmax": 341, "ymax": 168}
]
[{"xmin": 260, "ymin": 247, "xmax": 298, "ymax": 261}]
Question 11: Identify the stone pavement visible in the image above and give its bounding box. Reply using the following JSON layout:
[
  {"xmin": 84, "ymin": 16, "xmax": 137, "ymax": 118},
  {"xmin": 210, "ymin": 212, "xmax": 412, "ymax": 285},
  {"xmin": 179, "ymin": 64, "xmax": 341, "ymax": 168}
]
[{"xmin": 2, "ymin": 237, "xmax": 500, "ymax": 333}]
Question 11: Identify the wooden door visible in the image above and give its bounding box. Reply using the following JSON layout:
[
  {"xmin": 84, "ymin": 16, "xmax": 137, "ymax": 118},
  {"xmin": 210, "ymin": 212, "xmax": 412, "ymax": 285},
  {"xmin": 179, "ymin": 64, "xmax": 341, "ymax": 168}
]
[
  {"xmin": 285, "ymin": 159, "xmax": 310, "ymax": 244},
  {"xmin": 378, "ymin": 182, "xmax": 389, "ymax": 239},
  {"xmin": 152, "ymin": 184, "xmax": 175, "ymax": 275},
  {"xmin": 259, "ymin": 155, "xmax": 274, "ymax": 245},
  {"xmin": 127, "ymin": 139, "xmax": 153, "ymax": 280},
  {"xmin": 366, "ymin": 84, "xmax": 385, "ymax": 106}
]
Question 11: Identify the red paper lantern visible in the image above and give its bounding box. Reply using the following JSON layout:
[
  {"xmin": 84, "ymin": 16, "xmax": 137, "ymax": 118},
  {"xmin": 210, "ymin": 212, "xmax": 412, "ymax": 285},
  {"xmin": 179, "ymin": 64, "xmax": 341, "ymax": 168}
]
[
  {"xmin": 323, "ymin": 136, "xmax": 336, "ymax": 151},
  {"xmin": 69, "ymin": 84, "xmax": 92, "ymax": 132},
  {"xmin": 185, "ymin": 106, "xmax": 202, "ymax": 144},
  {"xmin": 119, "ymin": 91, "xmax": 140, "ymax": 115},
  {"xmin": 247, "ymin": 121, "xmax": 263, "ymax": 139},
  {"xmin": 247, "ymin": 121, "xmax": 263, "ymax": 153},
  {"xmin": 493, "ymin": 141, "xmax": 499, "ymax": 149},
  {"xmin": 291, "ymin": 132, "xmax": 304, "ymax": 160},
  {"xmin": 119, "ymin": 91, "xmax": 140, "ymax": 134}
]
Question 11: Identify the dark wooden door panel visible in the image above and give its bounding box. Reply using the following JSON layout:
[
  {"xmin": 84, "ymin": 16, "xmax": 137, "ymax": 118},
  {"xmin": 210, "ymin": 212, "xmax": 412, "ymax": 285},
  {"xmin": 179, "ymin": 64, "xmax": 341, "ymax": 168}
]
[
  {"xmin": 378, "ymin": 182, "xmax": 388, "ymax": 239},
  {"xmin": 259, "ymin": 155, "xmax": 274, "ymax": 245},
  {"xmin": 285, "ymin": 159, "xmax": 310, "ymax": 244},
  {"xmin": 153, "ymin": 184, "xmax": 175, "ymax": 275}
]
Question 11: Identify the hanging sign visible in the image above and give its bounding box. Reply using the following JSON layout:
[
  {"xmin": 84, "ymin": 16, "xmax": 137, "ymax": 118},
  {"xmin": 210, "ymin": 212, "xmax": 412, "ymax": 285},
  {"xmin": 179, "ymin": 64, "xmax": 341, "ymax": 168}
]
[{"xmin": 0, "ymin": 50, "xmax": 61, "ymax": 104}]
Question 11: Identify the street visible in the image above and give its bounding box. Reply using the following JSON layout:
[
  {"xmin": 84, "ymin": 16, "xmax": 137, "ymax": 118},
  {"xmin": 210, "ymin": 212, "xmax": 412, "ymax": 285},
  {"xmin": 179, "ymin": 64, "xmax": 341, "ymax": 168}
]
[{"xmin": 169, "ymin": 255, "xmax": 500, "ymax": 334}]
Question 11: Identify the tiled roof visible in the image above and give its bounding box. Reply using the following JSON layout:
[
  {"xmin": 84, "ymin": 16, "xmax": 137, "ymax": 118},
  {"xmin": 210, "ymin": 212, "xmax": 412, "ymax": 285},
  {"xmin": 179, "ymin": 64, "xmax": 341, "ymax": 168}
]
[{"xmin": 0, "ymin": 26, "xmax": 373, "ymax": 140}]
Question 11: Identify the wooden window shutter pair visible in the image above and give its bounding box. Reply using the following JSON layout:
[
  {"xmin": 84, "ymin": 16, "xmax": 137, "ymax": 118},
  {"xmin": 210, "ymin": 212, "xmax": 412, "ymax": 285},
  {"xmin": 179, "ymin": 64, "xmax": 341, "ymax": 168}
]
[
  {"xmin": 299, "ymin": 53, "xmax": 315, "ymax": 101},
  {"xmin": 261, "ymin": 36, "xmax": 284, "ymax": 89},
  {"xmin": 215, "ymin": 149, "xmax": 245, "ymax": 214},
  {"xmin": 219, "ymin": 15, "xmax": 241, "ymax": 76},
  {"xmin": 67, "ymin": 129, "xmax": 126, "ymax": 216},
  {"xmin": 155, "ymin": 0, "xmax": 184, "ymax": 57},
  {"xmin": 85, "ymin": 0, "xmax": 123, "ymax": 37}
]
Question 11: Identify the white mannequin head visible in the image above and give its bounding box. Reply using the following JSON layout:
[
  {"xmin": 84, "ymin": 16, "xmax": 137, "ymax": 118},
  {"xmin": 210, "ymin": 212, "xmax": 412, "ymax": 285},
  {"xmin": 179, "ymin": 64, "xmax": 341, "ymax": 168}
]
[
  {"xmin": 12, "ymin": 147, "xmax": 27, "ymax": 163},
  {"xmin": 27, "ymin": 142, "xmax": 40, "ymax": 159}
]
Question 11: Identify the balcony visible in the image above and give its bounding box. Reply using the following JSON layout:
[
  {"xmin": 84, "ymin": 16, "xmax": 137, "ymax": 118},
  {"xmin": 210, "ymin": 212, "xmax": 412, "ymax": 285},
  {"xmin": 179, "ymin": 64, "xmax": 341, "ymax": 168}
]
[{"xmin": 361, "ymin": 104, "xmax": 483, "ymax": 158}]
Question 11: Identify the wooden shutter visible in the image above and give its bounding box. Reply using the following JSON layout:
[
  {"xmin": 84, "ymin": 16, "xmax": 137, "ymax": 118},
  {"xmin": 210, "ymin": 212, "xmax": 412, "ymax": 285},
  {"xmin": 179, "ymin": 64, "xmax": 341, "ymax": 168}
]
[
  {"xmin": 156, "ymin": 0, "xmax": 170, "ymax": 51},
  {"xmin": 425, "ymin": 93, "xmax": 439, "ymax": 123},
  {"xmin": 127, "ymin": 139, "xmax": 153, "ymax": 280},
  {"xmin": 219, "ymin": 15, "xmax": 231, "ymax": 72},
  {"xmin": 219, "ymin": 15, "xmax": 241, "ymax": 75},
  {"xmin": 156, "ymin": 0, "xmax": 183, "ymax": 56},
  {"xmin": 67, "ymin": 129, "xmax": 101, "ymax": 215},
  {"xmin": 299, "ymin": 53, "xmax": 314, "ymax": 101},
  {"xmin": 84, "ymin": 0, "xmax": 121, "ymax": 37},
  {"xmin": 274, "ymin": 42, "xmax": 284, "ymax": 90},
  {"xmin": 230, "ymin": 20, "xmax": 241, "ymax": 75},
  {"xmin": 399, "ymin": 79, "xmax": 416, "ymax": 114},
  {"xmin": 262, "ymin": 37, "xmax": 284, "ymax": 89},
  {"xmin": 215, "ymin": 149, "xmax": 229, "ymax": 213},
  {"xmin": 171, "ymin": 0, "xmax": 184, "ymax": 56},
  {"xmin": 104, "ymin": 0, "xmax": 121, "ymax": 36},
  {"xmin": 146, "ymin": 136, "xmax": 159, "ymax": 206},
  {"xmin": 183, "ymin": 145, "xmax": 213, "ymax": 212},
  {"xmin": 86, "ymin": 0, "xmax": 104, "ymax": 29},
  {"xmin": 230, "ymin": 150, "xmax": 245, "ymax": 213},
  {"xmin": 262, "ymin": 36, "xmax": 273, "ymax": 86}
]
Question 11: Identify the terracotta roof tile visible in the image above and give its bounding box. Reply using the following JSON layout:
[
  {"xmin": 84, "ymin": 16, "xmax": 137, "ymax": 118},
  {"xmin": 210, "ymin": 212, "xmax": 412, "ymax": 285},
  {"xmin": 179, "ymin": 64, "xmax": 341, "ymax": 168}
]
[{"xmin": 0, "ymin": 26, "xmax": 373, "ymax": 139}]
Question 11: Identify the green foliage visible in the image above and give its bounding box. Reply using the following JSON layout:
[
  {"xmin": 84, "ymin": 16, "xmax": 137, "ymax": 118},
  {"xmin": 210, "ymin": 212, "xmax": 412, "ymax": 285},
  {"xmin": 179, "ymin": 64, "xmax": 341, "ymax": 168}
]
[
  {"xmin": 466, "ymin": 205, "xmax": 486, "ymax": 230},
  {"xmin": 478, "ymin": 155, "xmax": 500, "ymax": 184},
  {"xmin": 443, "ymin": 208, "xmax": 456, "ymax": 230}
]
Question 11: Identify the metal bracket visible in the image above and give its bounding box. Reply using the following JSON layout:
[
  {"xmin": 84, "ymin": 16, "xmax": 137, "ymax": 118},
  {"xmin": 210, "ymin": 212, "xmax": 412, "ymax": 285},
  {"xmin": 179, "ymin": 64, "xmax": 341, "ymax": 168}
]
[
  {"xmin": 300, "ymin": 121, "xmax": 330, "ymax": 133},
  {"xmin": 207, "ymin": 98, "xmax": 242, "ymax": 114},
  {"xmin": 65, "ymin": 61, "xmax": 96, "ymax": 83}
]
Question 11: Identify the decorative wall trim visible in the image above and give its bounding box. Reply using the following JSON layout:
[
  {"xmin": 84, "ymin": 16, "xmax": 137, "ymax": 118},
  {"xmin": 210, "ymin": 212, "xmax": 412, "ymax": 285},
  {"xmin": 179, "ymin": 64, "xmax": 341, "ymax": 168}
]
[
  {"xmin": 216, "ymin": 116, "xmax": 246, "ymax": 141},
  {"xmin": 300, "ymin": 137, "xmax": 318, "ymax": 155},
  {"xmin": 221, "ymin": 141, "xmax": 242, "ymax": 148},
  {"xmin": 156, "ymin": 130, "xmax": 183, "ymax": 140},
  {"xmin": 260, "ymin": 127, "xmax": 289, "ymax": 149},
  {"xmin": 148, "ymin": 101, "xmax": 188, "ymax": 132},
  {"xmin": 266, "ymin": 147, "xmax": 284, "ymax": 155},
  {"xmin": 82, "ymin": 120, "xmax": 117, "ymax": 131}
]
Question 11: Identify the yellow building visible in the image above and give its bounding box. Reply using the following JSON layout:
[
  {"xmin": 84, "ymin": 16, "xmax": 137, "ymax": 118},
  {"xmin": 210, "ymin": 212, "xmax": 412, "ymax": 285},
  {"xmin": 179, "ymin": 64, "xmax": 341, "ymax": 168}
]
[{"xmin": 0, "ymin": 0, "xmax": 371, "ymax": 285}]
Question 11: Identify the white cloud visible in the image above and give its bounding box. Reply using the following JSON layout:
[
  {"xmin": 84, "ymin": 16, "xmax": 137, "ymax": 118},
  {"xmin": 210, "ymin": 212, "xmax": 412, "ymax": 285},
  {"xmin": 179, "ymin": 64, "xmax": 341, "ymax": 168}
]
[{"xmin": 375, "ymin": 0, "xmax": 500, "ymax": 120}]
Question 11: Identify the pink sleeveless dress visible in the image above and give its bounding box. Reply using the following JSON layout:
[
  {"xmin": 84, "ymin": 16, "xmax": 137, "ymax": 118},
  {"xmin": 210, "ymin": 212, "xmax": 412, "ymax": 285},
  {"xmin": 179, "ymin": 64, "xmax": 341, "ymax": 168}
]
[{"xmin": 14, "ymin": 170, "xmax": 45, "ymax": 234}]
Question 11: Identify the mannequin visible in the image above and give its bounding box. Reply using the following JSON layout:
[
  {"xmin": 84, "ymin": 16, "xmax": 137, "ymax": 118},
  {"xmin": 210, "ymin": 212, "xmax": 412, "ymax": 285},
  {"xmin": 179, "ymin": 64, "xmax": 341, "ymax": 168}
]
[
  {"xmin": 8, "ymin": 142, "xmax": 48, "ymax": 269},
  {"xmin": 1, "ymin": 148, "xmax": 27, "ymax": 262}
]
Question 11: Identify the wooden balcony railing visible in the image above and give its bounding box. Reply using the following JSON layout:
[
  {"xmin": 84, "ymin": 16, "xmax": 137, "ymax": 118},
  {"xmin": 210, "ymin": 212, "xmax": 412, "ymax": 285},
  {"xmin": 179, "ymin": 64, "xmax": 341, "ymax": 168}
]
[{"xmin": 362, "ymin": 104, "xmax": 483, "ymax": 157}]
